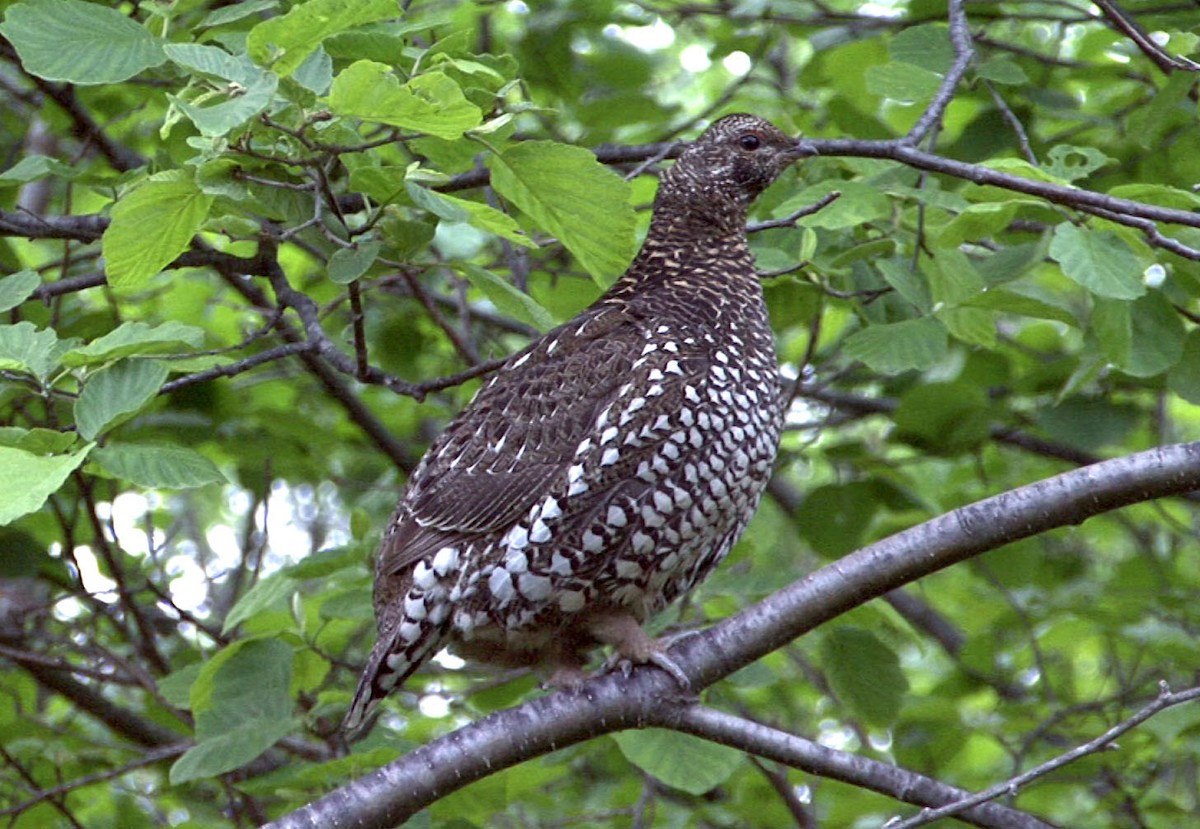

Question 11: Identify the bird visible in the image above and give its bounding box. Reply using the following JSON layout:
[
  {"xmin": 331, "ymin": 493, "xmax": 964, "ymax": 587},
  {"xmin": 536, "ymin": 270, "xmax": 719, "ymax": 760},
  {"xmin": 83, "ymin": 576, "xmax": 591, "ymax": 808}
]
[{"xmin": 343, "ymin": 113, "xmax": 811, "ymax": 733}]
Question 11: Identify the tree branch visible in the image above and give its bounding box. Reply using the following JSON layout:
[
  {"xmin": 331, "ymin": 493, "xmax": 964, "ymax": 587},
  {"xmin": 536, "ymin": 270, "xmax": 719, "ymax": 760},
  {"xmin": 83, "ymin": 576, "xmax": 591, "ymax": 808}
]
[
  {"xmin": 265, "ymin": 442, "xmax": 1200, "ymax": 829},
  {"xmin": 667, "ymin": 706, "xmax": 1050, "ymax": 829}
]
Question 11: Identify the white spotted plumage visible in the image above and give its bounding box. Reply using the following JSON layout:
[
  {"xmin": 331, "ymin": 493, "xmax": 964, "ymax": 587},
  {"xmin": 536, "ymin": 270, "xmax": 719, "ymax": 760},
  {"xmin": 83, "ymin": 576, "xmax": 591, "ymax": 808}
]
[{"xmin": 343, "ymin": 114, "xmax": 809, "ymax": 734}]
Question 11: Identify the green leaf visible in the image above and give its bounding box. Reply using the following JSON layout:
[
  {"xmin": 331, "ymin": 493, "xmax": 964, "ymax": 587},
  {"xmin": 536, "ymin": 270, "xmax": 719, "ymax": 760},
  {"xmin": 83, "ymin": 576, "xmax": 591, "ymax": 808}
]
[
  {"xmin": 1036, "ymin": 397, "xmax": 1140, "ymax": 452},
  {"xmin": 459, "ymin": 263, "xmax": 557, "ymax": 332},
  {"xmin": 1168, "ymin": 330, "xmax": 1200, "ymax": 404},
  {"xmin": 74, "ymin": 359, "xmax": 170, "ymax": 441},
  {"xmin": 486, "ymin": 141, "xmax": 636, "ymax": 284},
  {"xmin": 0, "ymin": 322, "xmax": 60, "ymax": 381},
  {"xmin": 1127, "ymin": 292, "xmax": 1185, "ymax": 377},
  {"xmin": 843, "ymin": 317, "xmax": 948, "ymax": 373},
  {"xmin": 974, "ymin": 57, "xmax": 1028, "ymax": 85},
  {"xmin": 937, "ymin": 202, "xmax": 1018, "ymax": 248},
  {"xmin": 1048, "ymin": 223, "xmax": 1145, "ymax": 300},
  {"xmin": 0, "ymin": 0, "xmax": 165, "ymax": 84},
  {"xmin": 782, "ymin": 182, "xmax": 892, "ymax": 230},
  {"xmin": 327, "ymin": 238, "xmax": 383, "ymax": 284},
  {"xmin": 611, "ymin": 729, "xmax": 742, "ymax": 795},
  {"xmin": 865, "ymin": 62, "xmax": 943, "ymax": 104},
  {"xmin": 326, "ymin": 61, "xmax": 482, "ymax": 139},
  {"xmin": 0, "ymin": 427, "xmax": 77, "ymax": 454},
  {"xmin": 0, "ymin": 443, "xmax": 93, "ymax": 525},
  {"xmin": 222, "ymin": 572, "xmax": 299, "ymax": 634},
  {"xmin": 0, "ymin": 155, "xmax": 78, "ymax": 186},
  {"xmin": 90, "ymin": 443, "xmax": 227, "ymax": 489},
  {"xmin": 406, "ymin": 182, "xmax": 535, "ymax": 248},
  {"xmin": 962, "ymin": 288, "xmax": 1078, "ymax": 327},
  {"xmin": 246, "ymin": 0, "xmax": 397, "ymax": 77},
  {"xmin": 102, "ymin": 176, "xmax": 214, "ymax": 290},
  {"xmin": 61, "ymin": 321, "xmax": 205, "ymax": 367},
  {"xmin": 171, "ymin": 639, "xmax": 294, "ymax": 783},
  {"xmin": 1128, "ymin": 71, "xmax": 1195, "ymax": 151},
  {"xmin": 820, "ymin": 627, "xmax": 908, "ymax": 727},
  {"xmin": 158, "ymin": 663, "xmax": 203, "ymax": 709},
  {"xmin": 888, "ymin": 23, "xmax": 953, "ymax": 73},
  {"xmin": 796, "ymin": 481, "xmax": 880, "ymax": 558},
  {"xmin": 1042, "ymin": 145, "xmax": 1113, "ymax": 182},
  {"xmin": 876, "ymin": 259, "xmax": 931, "ymax": 312},
  {"xmin": 893, "ymin": 381, "xmax": 991, "ymax": 454},
  {"xmin": 164, "ymin": 44, "xmax": 279, "ymax": 137},
  {"xmin": 0, "ymin": 269, "xmax": 39, "ymax": 313}
]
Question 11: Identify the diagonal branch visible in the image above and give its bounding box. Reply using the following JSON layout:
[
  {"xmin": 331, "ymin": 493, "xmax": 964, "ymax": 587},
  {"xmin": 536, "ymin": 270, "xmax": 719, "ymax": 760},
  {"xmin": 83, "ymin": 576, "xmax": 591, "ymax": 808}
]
[
  {"xmin": 264, "ymin": 441, "xmax": 1200, "ymax": 829},
  {"xmin": 666, "ymin": 706, "xmax": 1051, "ymax": 829},
  {"xmin": 903, "ymin": 0, "xmax": 974, "ymax": 147}
]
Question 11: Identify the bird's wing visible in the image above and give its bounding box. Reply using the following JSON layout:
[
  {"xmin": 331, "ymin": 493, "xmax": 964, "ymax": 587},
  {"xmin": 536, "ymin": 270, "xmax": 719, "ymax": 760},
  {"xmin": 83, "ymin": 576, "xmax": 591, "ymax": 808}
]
[{"xmin": 376, "ymin": 305, "xmax": 644, "ymax": 578}]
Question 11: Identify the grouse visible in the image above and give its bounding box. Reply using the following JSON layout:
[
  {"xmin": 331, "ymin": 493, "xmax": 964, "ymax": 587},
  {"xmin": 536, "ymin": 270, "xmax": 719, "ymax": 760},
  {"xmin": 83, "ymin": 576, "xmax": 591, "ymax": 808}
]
[{"xmin": 344, "ymin": 113, "xmax": 810, "ymax": 732}]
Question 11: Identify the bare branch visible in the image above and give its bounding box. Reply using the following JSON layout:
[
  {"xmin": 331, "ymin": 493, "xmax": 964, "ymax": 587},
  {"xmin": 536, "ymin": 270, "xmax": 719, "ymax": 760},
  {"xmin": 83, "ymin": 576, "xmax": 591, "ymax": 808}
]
[
  {"xmin": 669, "ymin": 706, "xmax": 1051, "ymax": 829},
  {"xmin": 890, "ymin": 682, "xmax": 1200, "ymax": 828}
]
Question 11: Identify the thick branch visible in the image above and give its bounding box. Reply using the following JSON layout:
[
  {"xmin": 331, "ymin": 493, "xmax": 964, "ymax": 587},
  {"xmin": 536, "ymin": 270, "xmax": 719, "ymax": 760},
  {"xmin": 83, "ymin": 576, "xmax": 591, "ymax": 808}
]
[{"xmin": 265, "ymin": 442, "xmax": 1200, "ymax": 829}]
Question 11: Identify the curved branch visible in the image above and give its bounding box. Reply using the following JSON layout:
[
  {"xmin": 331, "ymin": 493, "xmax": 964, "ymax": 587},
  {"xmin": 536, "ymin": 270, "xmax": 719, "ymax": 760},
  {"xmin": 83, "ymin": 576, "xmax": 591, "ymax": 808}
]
[{"xmin": 265, "ymin": 442, "xmax": 1200, "ymax": 829}]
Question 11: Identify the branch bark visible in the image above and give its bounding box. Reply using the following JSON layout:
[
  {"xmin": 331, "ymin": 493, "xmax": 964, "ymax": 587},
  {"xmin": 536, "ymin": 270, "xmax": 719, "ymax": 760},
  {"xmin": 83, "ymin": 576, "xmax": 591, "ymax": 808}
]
[{"xmin": 265, "ymin": 442, "xmax": 1200, "ymax": 829}]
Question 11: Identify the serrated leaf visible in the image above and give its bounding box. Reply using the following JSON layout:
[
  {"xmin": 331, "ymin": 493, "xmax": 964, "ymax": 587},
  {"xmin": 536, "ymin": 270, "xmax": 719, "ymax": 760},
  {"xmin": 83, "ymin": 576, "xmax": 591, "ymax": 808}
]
[
  {"xmin": 0, "ymin": 322, "xmax": 60, "ymax": 380},
  {"xmin": 821, "ymin": 627, "xmax": 908, "ymax": 727},
  {"xmin": 406, "ymin": 183, "xmax": 534, "ymax": 247},
  {"xmin": 74, "ymin": 359, "xmax": 170, "ymax": 441},
  {"xmin": 611, "ymin": 729, "xmax": 742, "ymax": 795},
  {"xmin": 164, "ymin": 44, "xmax": 279, "ymax": 136},
  {"xmin": 222, "ymin": 572, "xmax": 299, "ymax": 634},
  {"xmin": 326, "ymin": 60, "xmax": 482, "ymax": 139},
  {"xmin": 843, "ymin": 317, "xmax": 947, "ymax": 373},
  {"xmin": 0, "ymin": 0, "xmax": 165, "ymax": 84},
  {"xmin": 0, "ymin": 443, "xmax": 93, "ymax": 525},
  {"xmin": 327, "ymin": 238, "xmax": 383, "ymax": 284},
  {"xmin": 1049, "ymin": 223, "xmax": 1145, "ymax": 300},
  {"xmin": 61, "ymin": 321, "xmax": 205, "ymax": 366},
  {"xmin": 90, "ymin": 443, "xmax": 227, "ymax": 489},
  {"xmin": 0, "ymin": 155, "xmax": 78, "ymax": 186},
  {"xmin": 0, "ymin": 269, "xmax": 39, "ymax": 312},
  {"xmin": 246, "ymin": 0, "xmax": 396, "ymax": 76},
  {"xmin": 102, "ymin": 176, "xmax": 214, "ymax": 290},
  {"xmin": 460, "ymin": 263, "xmax": 557, "ymax": 332},
  {"xmin": 487, "ymin": 141, "xmax": 636, "ymax": 284}
]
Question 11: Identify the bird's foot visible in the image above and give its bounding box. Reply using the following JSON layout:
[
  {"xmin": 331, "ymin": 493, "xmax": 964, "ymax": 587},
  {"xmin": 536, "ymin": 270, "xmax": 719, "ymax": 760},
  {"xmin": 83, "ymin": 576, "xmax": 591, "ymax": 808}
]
[{"xmin": 588, "ymin": 612, "xmax": 693, "ymax": 692}]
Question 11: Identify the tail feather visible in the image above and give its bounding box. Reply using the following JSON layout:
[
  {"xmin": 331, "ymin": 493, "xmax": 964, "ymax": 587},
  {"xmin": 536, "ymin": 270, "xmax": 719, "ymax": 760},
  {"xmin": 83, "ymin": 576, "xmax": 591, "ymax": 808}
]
[{"xmin": 342, "ymin": 616, "xmax": 447, "ymax": 736}]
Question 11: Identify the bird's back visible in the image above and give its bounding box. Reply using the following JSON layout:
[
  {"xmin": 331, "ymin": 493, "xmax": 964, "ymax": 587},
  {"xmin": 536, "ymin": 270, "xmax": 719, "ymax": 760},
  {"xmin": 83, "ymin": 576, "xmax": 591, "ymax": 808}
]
[{"xmin": 344, "ymin": 113, "xmax": 804, "ymax": 732}]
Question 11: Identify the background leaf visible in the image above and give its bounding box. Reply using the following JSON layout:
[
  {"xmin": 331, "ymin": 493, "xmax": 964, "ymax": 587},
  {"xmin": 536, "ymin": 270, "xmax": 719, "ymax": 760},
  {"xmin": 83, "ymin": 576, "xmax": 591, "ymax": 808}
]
[{"xmin": 487, "ymin": 141, "xmax": 637, "ymax": 284}]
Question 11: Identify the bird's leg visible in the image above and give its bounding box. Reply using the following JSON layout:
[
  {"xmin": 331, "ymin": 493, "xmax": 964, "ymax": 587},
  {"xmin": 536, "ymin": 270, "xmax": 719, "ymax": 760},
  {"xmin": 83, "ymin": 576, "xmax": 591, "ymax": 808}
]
[{"xmin": 585, "ymin": 611, "xmax": 692, "ymax": 691}]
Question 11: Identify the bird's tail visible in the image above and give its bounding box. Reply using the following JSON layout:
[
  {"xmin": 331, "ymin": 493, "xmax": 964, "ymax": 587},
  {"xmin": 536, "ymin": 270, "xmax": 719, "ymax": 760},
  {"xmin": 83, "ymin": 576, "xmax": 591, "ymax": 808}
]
[{"xmin": 341, "ymin": 614, "xmax": 448, "ymax": 736}]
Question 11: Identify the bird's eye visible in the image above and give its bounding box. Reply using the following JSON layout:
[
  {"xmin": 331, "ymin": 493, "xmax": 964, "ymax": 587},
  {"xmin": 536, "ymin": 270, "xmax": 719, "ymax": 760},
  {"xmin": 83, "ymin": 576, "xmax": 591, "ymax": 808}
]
[{"xmin": 738, "ymin": 133, "xmax": 762, "ymax": 151}]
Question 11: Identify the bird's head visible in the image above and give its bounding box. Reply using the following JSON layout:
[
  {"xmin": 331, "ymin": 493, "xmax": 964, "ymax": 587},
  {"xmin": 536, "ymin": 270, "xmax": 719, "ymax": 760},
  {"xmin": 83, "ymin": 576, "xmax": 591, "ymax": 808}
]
[{"xmin": 656, "ymin": 113, "xmax": 812, "ymax": 226}]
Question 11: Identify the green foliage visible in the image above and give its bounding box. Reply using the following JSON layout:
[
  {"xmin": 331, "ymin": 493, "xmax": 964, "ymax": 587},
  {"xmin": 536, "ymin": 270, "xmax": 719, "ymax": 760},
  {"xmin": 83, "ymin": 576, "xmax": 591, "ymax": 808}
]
[{"xmin": 2, "ymin": 1, "xmax": 1200, "ymax": 827}]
